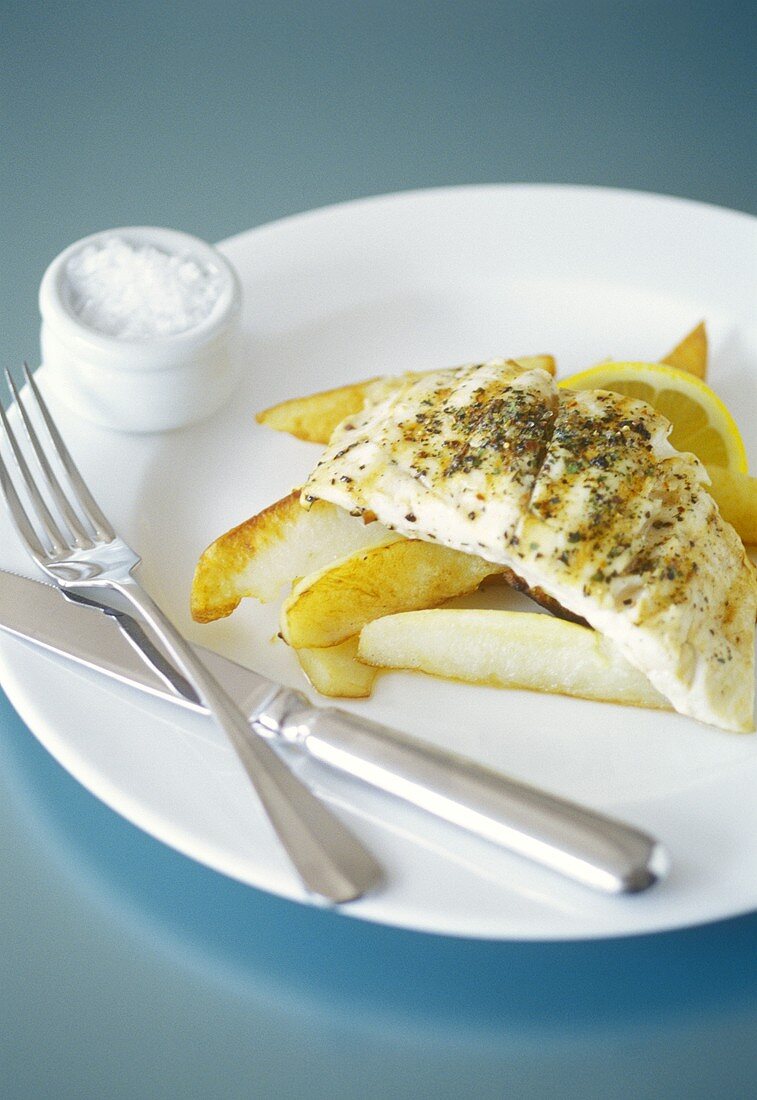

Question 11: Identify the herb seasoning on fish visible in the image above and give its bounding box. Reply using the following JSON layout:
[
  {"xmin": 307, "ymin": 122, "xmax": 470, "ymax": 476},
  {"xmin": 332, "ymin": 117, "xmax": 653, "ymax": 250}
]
[{"xmin": 303, "ymin": 358, "xmax": 757, "ymax": 731}]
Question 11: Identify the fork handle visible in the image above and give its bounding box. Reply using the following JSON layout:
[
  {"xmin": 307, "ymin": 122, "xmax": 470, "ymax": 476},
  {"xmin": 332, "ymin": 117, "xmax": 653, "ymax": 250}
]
[{"xmin": 110, "ymin": 577, "xmax": 383, "ymax": 903}]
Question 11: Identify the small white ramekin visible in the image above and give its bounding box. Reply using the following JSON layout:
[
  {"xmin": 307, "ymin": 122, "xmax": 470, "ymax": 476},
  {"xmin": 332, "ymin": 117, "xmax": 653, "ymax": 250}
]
[{"xmin": 39, "ymin": 226, "xmax": 242, "ymax": 433}]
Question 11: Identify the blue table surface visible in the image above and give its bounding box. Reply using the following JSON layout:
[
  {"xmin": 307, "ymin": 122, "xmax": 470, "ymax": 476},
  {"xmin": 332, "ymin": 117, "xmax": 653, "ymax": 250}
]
[{"xmin": 2, "ymin": 3, "xmax": 756, "ymax": 1097}]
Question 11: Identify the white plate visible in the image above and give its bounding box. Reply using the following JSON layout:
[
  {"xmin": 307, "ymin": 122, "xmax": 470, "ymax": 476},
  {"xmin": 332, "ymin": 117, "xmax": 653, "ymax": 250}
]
[{"xmin": 1, "ymin": 185, "xmax": 755, "ymax": 941}]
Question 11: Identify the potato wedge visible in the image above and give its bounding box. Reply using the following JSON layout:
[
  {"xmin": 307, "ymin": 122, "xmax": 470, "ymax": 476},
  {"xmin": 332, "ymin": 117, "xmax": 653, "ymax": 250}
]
[
  {"xmin": 255, "ymin": 379, "xmax": 383, "ymax": 443},
  {"xmin": 191, "ymin": 491, "xmax": 395, "ymax": 622},
  {"xmin": 295, "ymin": 636, "xmax": 378, "ymax": 698},
  {"xmin": 661, "ymin": 321, "xmax": 708, "ymax": 379},
  {"xmin": 257, "ymin": 356, "xmax": 556, "ymax": 445},
  {"xmin": 358, "ymin": 609, "xmax": 670, "ymax": 710},
  {"xmin": 706, "ymin": 466, "xmax": 757, "ymax": 545},
  {"xmin": 281, "ymin": 540, "xmax": 504, "ymax": 649},
  {"xmin": 509, "ymin": 355, "xmax": 556, "ymax": 376}
]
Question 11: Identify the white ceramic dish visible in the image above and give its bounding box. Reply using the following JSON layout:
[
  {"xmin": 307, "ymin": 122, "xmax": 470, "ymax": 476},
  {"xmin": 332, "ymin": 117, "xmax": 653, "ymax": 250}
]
[
  {"xmin": 39, "ymin": 226, "xmax": 242, "ymax": 432},
  {"xmin": 0, "ymin": 185, "xmax": 755, "ymax": 940}
]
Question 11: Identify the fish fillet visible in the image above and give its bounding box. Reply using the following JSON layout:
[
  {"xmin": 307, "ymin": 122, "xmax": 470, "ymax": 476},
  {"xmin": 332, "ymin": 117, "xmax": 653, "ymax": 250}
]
[{"xmin": 302, "ymin": 359, "xmax": 756, "ymax": 731}]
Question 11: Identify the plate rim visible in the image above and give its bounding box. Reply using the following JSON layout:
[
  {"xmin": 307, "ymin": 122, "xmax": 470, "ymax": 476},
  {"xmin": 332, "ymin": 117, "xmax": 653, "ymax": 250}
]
[{"xmin": 219, "ymin": 181, "xmax": 757, "ymax": 255}]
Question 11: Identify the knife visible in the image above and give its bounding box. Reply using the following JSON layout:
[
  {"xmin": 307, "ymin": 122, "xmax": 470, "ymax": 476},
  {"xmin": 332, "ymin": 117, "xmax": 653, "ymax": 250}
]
[{"xmin": 0, "ymin": 568, "xmax": 667, "ymax": 894}]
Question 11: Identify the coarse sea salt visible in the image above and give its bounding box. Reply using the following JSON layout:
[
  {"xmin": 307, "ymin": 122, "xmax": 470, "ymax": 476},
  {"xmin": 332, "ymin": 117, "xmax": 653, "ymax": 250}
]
[{"xmin": 64, "ymin": 235, "xmax": 224, "ymax": 339}]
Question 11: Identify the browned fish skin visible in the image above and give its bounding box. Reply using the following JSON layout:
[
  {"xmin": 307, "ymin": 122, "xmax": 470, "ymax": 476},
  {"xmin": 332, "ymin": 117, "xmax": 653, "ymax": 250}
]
[
  {"xmin": 487, "ymin": 567, "xmax": 590, "ymax": 626},
  {"xmin": 303, "ymin": 360, "xmax": 756, "ymax": 731}
]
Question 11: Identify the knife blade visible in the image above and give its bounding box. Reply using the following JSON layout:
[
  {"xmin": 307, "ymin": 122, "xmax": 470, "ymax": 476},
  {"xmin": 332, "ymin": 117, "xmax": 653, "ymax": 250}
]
[
  {"xmin": 0, "ymin": 568, "xmax": 281, "ymax": 720},
  {"xmin": 0, "ymin": 568, "xmax": 667, "ymax": 893}
]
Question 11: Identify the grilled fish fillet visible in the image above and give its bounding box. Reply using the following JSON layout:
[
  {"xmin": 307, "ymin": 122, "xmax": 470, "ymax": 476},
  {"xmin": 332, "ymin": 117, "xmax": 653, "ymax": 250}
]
[{"xmin": 302, "ymin": 359, "xmax": 757, "ymax": 731}]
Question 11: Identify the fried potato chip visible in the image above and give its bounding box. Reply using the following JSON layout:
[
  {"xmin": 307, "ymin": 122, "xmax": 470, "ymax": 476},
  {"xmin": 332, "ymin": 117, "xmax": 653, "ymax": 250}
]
[
  {"xmin": 257, "ymin": 356, "xmax": 556, "ymax": 444},
  {"xmin": 295, "ymin": 636, "xmax": 378, "ymax": 698},
  {"xmin": 706, "ymin": 466, "xmax": 757, "ymax": 545},
  {"xmin": 191, "ymin": 491, "xmax": 395, "ymax": 622},
  {"xmin": 662, "ymin": 321, "xmax": 708, "ymax": 379},
  {"xmin": 358, "ymin": 609, "xmax": 669, "ymax": 710},
  {"xmin": 281, "ymin": 539, "xmax": 504, "ymax": 649}
]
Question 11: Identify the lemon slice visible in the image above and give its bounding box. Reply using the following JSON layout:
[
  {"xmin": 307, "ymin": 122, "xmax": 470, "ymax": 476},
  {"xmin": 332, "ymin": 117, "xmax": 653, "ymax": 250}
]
[{"xmin": 559, "ymin": 361, "xmax": 748, "ymax": 472}]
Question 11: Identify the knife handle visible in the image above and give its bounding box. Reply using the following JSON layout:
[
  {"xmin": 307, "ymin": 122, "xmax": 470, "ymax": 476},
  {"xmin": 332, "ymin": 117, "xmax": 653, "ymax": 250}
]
[{"xmin": 293, "ymin": 707, "xmax": 666, "ymax": 894}]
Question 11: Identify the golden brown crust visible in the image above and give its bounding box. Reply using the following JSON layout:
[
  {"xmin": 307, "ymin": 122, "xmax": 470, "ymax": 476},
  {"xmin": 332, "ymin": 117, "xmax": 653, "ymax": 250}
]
[
  {"xmin": 190, "ymin": 490, "xmax": 397, "ymax": 624},
  {"xmin": 662, "ymin": 321, "xmax": 708, "ymax": 379},
  {"xmin": 256, "ymin": 381, "xmax": 380, "ymax": 444},
  {"xmin": 281, "ymin": 540, "xmax": 505, "ymax": 649},
  {"xmin": 190, "ymin": 491, "xmax": 302, "ymax": 622}
]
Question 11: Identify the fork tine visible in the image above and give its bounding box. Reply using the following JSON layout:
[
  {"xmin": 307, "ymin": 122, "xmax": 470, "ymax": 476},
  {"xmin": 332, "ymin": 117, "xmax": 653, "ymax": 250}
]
[
  {"xmin": 0, "ymin": 447, "xmax": 51, "ymax": 561},
  {"xmin": 5, "ymin": 369, "xmax": 96, "ymax": 550},
  {"xmin": 22, "ymin": 366, "xmax": 115, "ymax": 542},
  {"xmin": 0, "ymin": 399, "xmax": 68, "ymax": 555}
]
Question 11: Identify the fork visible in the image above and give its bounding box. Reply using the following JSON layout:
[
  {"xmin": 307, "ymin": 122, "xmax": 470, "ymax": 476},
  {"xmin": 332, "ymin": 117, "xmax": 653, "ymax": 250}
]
[{"xmin": 0, "ymin": 365, "xmax": 383, "ymax": 904}]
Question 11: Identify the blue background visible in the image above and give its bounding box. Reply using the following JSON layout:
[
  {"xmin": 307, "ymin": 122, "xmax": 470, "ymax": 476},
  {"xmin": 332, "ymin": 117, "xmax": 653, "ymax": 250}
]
[{"xmin": 1, "ymin": 3, "xmax": 756, "ymax": 1097}]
